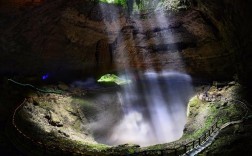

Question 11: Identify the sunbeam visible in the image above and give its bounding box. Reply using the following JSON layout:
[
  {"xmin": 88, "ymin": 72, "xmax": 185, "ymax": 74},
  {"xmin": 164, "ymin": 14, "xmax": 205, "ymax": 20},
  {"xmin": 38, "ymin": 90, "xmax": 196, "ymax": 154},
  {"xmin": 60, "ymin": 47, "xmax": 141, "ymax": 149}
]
[{"xmin": 86, "ymin": 0, "xmax": 195, "ymax": 147}]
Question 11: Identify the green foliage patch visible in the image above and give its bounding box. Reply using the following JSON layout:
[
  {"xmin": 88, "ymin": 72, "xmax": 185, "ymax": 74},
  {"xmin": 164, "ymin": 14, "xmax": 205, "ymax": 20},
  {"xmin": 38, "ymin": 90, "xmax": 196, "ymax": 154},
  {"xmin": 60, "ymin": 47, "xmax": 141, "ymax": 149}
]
[
  {"xmin": 97, "ymin": 74, "xmax": 131, "ymax": 85},
  {"xmin": 99, "ymin": 0, "xmax": 190, "ymax": 13},
  {"xmin": 99, "ymin": 0, "xmax": 127, "ymax": 6}
]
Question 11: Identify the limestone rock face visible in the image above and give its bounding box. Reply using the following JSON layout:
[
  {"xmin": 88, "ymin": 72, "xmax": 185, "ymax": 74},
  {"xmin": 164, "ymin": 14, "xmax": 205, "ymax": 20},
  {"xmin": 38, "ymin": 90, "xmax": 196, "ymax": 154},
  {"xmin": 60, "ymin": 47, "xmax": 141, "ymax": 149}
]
[
  {"xmin": 48, "ymin": 110, "xmax": 64, "ymax": 127},
  {"xmin": 113, "ymin": 9, "xmax": 235, "ymax": 80},
  {"xmin": 0, "ymin": 0, "xmax": 251, "ymax": 82},
  {"xmin": 0, "ymin": 0, "xmax": 126, "ymax": 77},
  {"xmin": 195, "ymin": 0, "xmax": 252, "ymax": 85},
  {"xmin": 17, "ymin": 94, "xmax": 96, "ymax": 144}
]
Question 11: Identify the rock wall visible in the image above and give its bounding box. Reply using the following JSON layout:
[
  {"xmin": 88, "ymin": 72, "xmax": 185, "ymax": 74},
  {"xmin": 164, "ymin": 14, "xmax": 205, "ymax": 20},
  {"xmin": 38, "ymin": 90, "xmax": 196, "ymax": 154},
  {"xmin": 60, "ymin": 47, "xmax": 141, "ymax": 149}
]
[
  {"xmin": 113, "ymin": 10, "xmax": 235, "ymax": 80},
  {"xmin": 1, "ymin": 0, "xmax": 250, "ymax": 82},
  {"xmin": 0, "ymin": 0, "xmax": 125, "ymax": 78},
  {"xmin": 0, "ymin": 0, "xmax": 44, "ymax": 14},
  {"xmin": 195, "ymin": 0, "xmax": 252, "ymax": 85}
]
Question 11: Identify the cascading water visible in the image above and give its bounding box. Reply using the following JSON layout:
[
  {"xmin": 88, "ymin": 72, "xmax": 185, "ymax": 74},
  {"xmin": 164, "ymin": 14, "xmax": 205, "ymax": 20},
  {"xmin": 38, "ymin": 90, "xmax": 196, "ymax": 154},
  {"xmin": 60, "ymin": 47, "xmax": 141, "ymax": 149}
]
[
  {"xmin": 81, "ymin": 1, "xmax": 194, "ymax": 147},
  {"xmin": 109, "ymin": 71, "xmax": 193, "ymax": 146},
  {"xmin": 88, "ymin": 71, "xmax": 193, "ymax": 147}
]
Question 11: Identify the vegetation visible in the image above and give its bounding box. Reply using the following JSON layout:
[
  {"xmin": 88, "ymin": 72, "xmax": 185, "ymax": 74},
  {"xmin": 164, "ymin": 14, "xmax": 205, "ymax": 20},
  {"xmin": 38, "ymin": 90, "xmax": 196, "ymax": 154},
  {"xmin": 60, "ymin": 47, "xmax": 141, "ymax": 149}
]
[
  {"xmin": 100, "ymin": 0, "xmax": 127, "ymax": 6},
  {"xmin": 183, "ymin": 95, "xmax": 243, "ymax": 141},
  {"xmin": 99, "ymin": 0, "xmax": 191, "ymax": 14},
  {"xmin": 199, "ymin": 123, "xmax": 252, "ymax": 155},
  {"xmin": 14, "ymin": 83, "xmax": 248, "ymax": 155},
  {"xmin": 97, "ymin": 74, "xmax": 131, "ymax": 85}
]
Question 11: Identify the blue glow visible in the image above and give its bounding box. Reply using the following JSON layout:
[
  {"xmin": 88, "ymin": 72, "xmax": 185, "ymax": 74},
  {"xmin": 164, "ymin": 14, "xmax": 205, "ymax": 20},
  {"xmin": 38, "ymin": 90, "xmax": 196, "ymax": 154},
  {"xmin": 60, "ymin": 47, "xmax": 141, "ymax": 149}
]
[{"xmin": 42, "ymin": 73, "xmax": 49, "ymax": 80}]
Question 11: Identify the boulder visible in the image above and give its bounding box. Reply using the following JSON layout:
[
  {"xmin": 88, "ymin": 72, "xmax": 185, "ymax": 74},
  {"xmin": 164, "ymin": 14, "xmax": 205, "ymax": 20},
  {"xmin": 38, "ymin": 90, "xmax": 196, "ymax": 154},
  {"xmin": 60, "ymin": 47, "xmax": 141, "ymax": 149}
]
[{"xmin": 48, "ymin": 111, "xmax": 63, "ymax": 127}]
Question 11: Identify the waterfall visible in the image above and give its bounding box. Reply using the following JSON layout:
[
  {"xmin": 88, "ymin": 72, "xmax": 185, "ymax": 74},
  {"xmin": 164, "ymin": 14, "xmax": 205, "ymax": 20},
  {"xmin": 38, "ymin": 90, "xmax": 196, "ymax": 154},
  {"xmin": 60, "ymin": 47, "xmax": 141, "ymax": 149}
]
[{"xmin": 105, "ymin": 71, "xmax": 193, "ymax": 146}]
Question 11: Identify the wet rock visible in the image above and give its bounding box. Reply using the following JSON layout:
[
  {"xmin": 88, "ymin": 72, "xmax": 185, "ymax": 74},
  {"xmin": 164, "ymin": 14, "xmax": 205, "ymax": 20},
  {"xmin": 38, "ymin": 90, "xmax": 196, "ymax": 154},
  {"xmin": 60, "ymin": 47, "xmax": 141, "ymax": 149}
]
[
  {"xmin": 27, "ymin": 97, "xmax": 34, "ymax": 103},
  {"xmin": 116, "ymin": 143, "xmax": 140, "ymax": 149},
  {"xmin": 33, "ymin": 98, "xmax": 40, "ymax": 106},
  {"xmin": 58, "ymin": 83, "xmax": 69, "ymax": 91},
  {"xmin": 122, "ymin": 143, "xmax": 139, "ymax": 147},
  {"xmin": 23, "ymin": 102, "xmax": 35, "ymax": 113},
  {"xmin": 183, "ymin": 127, "xmax": 188, "ymax": 132},
  {"xmin": 216, "ymin": 93, "xmax": 222, "ymax": 98},
  {"xmin": 48, "ymin": 111, "xmax": 63, "ymax": 127},
  {"xmin": 58, "ymin": 130, "xmax": 70, "ymax": 137},
  {"xmin": 222, "ymin": 101, "xmax": 228, "ymax": 107},
  {"xmin": 198, "ymin": 92, "xmax": 219, "ymax": 102},
  {"xmin": 228, "ymin": 81, "xmax": 236, "ymax": 86}
]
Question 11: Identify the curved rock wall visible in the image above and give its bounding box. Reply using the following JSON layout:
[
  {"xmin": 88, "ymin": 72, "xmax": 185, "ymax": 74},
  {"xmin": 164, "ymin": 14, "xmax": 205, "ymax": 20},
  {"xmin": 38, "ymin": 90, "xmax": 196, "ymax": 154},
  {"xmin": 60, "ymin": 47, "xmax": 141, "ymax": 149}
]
[
  {"xmin": 0, "ymin": 0, "xmax": 251, "ymax": 82},
  {"xmin": 195, "ymin": 0, "xmax": 252, "ymax": 85}
]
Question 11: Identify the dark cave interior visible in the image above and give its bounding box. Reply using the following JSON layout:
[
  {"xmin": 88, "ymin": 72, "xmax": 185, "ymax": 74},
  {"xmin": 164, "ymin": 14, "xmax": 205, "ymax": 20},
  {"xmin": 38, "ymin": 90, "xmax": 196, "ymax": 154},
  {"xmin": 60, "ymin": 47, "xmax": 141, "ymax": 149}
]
[{"xmin": 0, "ymin": 0, "xmax": 252, "ymax": 155}]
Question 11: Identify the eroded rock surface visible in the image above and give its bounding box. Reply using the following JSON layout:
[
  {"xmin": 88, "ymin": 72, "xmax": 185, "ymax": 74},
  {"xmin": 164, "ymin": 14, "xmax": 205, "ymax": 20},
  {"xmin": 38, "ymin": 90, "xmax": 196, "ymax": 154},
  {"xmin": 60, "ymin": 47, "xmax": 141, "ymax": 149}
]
[
  {"xmin": 0, "ymin": 0, "xmax": 240, "ymax": 81},
  {"xmin": 17, "ymin": 94, "xmax": 96, "ymax": 144}
]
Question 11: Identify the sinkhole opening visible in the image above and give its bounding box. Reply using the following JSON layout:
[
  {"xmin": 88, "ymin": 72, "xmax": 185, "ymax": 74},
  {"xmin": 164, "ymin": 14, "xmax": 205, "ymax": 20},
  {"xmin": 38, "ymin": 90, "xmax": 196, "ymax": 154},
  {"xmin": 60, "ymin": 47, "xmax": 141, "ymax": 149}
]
[{"xmin": 81, "ymin": 71, "xmax": 193, "ymax": 147}]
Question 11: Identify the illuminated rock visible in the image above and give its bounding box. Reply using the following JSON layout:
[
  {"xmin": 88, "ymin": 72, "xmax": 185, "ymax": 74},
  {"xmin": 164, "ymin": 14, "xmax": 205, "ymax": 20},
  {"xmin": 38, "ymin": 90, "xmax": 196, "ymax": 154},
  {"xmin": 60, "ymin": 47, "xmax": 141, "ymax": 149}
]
[{"xmin": 97, "ymin": 74, "xmax": 131, "ymax": 85}]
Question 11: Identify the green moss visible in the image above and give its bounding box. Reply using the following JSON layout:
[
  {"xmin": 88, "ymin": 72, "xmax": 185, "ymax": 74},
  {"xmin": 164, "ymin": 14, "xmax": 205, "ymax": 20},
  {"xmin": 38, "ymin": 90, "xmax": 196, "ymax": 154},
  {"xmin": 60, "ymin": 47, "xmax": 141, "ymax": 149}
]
[
  {"xmin": 188, "ymin": 96, "xmax": 201, "ymax": 107},
  {"xmin": 184, "ymin": 98, "xmax": 219, "ymax": 139},
  {"xmin": 187, "ymin": 114, "xmax": 215, "ymax": 139},
  {"xmin": 24, "ymin": 85, "xmax": 246, "ymax": 155},
  {"xmin": 199, "ymin": 123, "xmax": 249, "ymax": 155},
  {"xmin": 71, "ymin": 98, "xmax": 98, "ymax": 118},
  {"xmin": 71, "ymin": 98, "xmax": 89, "ymax": 105},
  {"xmin": 38, "ymin": 101, "xmax": 53, "ymax": 110},
  {"xmin": 72, "ymin": 120, "xmax": 82, "ymax": 131},
  {"xmin": 128, "ymin": 148, "xmax": 135, "ymax": 154},
  {"xmin": 47, "ymin": 137, "xmax": 110, "ymax": 155},
  {"xmin": 83, "ymin": 142, "xmax": 109, "ymax": 150},
  {"xmin": 184, "ymin": 93, "xmax": 245, "ymax": 142},
  {"xmin": 99, "ymin": 0, "xmax": 126, "ymax": 6},
  {"xmin": 145, "ymin": 144, "xmax": 165, "ymax": 150},
  {"xmin": 97, "ymin": 74, "xmax": 131, "ymax": 85}
]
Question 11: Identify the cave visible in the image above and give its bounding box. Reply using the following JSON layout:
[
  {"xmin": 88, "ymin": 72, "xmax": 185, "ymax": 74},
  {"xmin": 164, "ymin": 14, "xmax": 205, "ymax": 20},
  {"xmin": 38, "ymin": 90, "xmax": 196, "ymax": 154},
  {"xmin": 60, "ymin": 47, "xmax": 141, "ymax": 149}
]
[{"xmin": 0, "ymin": 0, "xmax": 252, "ymax": 155}]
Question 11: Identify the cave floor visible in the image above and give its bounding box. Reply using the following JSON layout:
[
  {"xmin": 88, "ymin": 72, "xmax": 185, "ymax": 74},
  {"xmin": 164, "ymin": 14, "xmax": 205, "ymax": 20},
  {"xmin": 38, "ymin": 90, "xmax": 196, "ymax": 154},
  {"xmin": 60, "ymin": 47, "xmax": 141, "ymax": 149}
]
[{"xmin": 1, "ymin": 76, "xmax": 252, "ymax": 156}]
